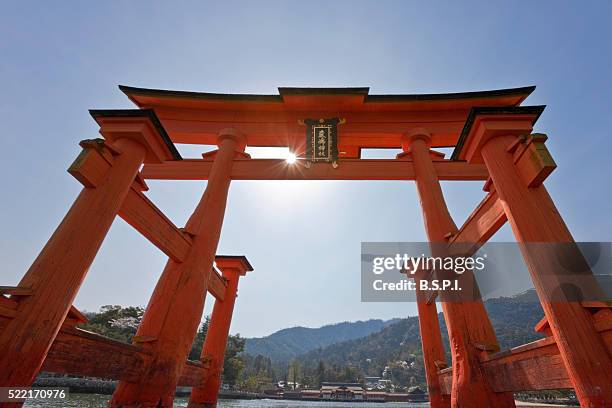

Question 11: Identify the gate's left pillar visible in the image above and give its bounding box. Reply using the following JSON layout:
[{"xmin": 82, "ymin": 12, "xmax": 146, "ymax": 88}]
[
  {"xmin": 189, "ymin": 256, "xmax": 253, "ymax": 408},
  {"xmin": 111, "ymin": 129, "xmax": 247, "ymax": 408},
  {"xmin": 0, "ymin": 110, "xmax": 179, "ymax": 391}
]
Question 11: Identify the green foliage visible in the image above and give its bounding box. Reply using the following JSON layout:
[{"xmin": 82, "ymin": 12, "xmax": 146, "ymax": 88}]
[
  {"xmin": 288, "ymin": 360, "xmax": 301, "ymax": 388},
  {"xmin": 80, "ymin": 306, "xmax": 246, "ymax": 387},
  {"xmin": 296, "ymin": 314, "xmax": 427, "ymax": 387},
  {"xmin": 223, "ymin": 334, "xmax": 246, "ymax": 386},
  {"xmin": 187, "ymin": 317, "xmax": 245, "ymax": 386},
  {"xmin": 316, "ymin": 360, "xmax": 325, "ymax": 386},
  {"xmin": 240, "ymin": 354, "xmax": 277, "ymax": 391},
  {"xmin": 238, "ymin": 370, "xmax": 273, "ymax": 392},
  {"xmin": 79, "ymin": 305, "xmax": 144, "ymax": 343},
  {"xmin": 484, "ymin": 292, "xmax": 545, "ymax": 350},
  {"xmin": 188, "ymin": 316, "xmax": 210, "ymax": 360}
]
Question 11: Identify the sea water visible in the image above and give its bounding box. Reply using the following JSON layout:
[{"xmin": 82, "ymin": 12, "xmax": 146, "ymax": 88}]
[{"xmin": 22, "ymin": 394, "xmax": 427, "ymax": 408}]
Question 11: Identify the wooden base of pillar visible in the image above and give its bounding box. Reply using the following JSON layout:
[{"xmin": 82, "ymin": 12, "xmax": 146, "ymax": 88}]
[{"xmin": 442, "ymin": 302, "xmax": 515, "ymax": 408}]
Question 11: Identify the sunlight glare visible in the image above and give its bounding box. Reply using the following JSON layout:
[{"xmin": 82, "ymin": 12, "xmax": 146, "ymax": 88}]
[{"xmin": 286, "ymin": 152, "xmax": 297, "ymax": 164}]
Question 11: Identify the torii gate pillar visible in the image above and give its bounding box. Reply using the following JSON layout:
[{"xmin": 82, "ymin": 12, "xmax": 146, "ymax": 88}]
[
  {"xmin": 457, "ymin": 108, "xmax": 612, "ymax": 407},
  {"xmin": 405, "ymin": 129, "xmax": 515, "ymax": 408},
  {"xmin": 0, "ymin": 111, "xmax": 176, "ymax": 389},
  {"xmin": 413, "ymin": 281, "xmax": 450, "ymax": 408},
  {"xmin": 111, "ymin": 129, "xmax": 248, "ymax": 408},
  {"xmin": 189, "ymin": 256, "xmax": 253, "ymax": 408}
]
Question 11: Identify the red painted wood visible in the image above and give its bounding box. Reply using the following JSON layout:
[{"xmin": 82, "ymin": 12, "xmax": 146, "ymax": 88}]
[
  {"xmin": 448, "ymin": 190, "xmax": 507, "ymax": 257},
  {"xmin": 43, "ymin": 326, "xmax": 152, "ymax": 382},
  {"xmin": 409, "ymin": 134, "xmax": 514, "ymax": 408},
  {"xmin": 438, "ymin": 333, "xmax": 610, "ymax": 394},
  {"xmin": 110, "ymin": 130, "xmax": 244, "ymax": 408},
  {"xmin": 481, "ymin": 337, "xmax": 571, "ymax": 392},
  {"xmin": 479, "ymin": 133, "xmax": 612, "ymax": 407},
  {"xmin": 67, "ymin": 139, "xmax": 114, "ymax": 188},
  {"xmin": 414, "ymin": 284, "xmax": 450, "ymax": 408},
  {"xmin": 39, "ymin": 324, "xmax": 208, "ymax": 387},
  {"xmin": 123, "ymin": 85, "xmax": 531, "ymax": 149},
  {"xmin": 207, "ymin": 268, "xmax": 227, "ymax": 302},
  {"xmin": 118, "ymin": 187, "xmax": 193, "ymax": 262},
  {"xmin": 0, "ymin": 138, "xmax": 146, "ymax": 390},
  {"xmin": 188, "ymin": 263, "xmax": 246, "ymax": 407},
  {"xmin": 141, "ymin": 158, "xmax": 490, "ymax": 181}
]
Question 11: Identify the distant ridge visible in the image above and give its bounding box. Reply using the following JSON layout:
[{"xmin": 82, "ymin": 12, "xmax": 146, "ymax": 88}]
[
  {"xmin": 243, "ymin": 319, "xmax": 399, "ymax": 363},
  {"xmin": 243, "ymin": 290, "xmax": 545, "ymax": 373},
  {"xmin": 296, "ymin": 290, "xmax": 545, "ymax": 378}
]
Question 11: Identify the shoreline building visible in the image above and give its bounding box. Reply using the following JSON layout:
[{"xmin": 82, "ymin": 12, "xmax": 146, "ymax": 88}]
[
  {"xmin": 296, "ymin": 382, "xmax": 426, "ymax": 403},
  {"xmin": 320, "ymin": 382, "xmax": 365, "ymax": 401}
]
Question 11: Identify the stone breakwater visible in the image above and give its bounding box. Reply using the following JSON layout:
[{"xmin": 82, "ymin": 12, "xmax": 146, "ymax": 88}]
[
  {"xmin": 32, "ymin": 375, "xmax": 264, "ymax": 399},
  {"xmin": 34, "ymin": 375, "xmax": 116, "ymax": 395}
]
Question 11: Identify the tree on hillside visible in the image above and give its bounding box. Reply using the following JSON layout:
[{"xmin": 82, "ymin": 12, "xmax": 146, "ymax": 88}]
[
  {"xmin": 240, "ymin": 353, "xmax": 278, "ymax": 392},
  {"xmin": 80, "ymin": 306, "xmax": 246, "ymax": 387},
  {"xmin": 316, "ymin": 361, "xmax": 326, "ymax": 386},
  {"xmin": 239, "ymin": 370, "xmax": 273, "ymax": 393},
  {"xmin": 186, "ymin": 316, "xmax": 246, "ymax": 386},
  {"xmin": 223, "ymin": 334, "xmax": 246, "ymax": 386},
  {"xmin": 343, "ymin": 364, "xmax": 360, "ymax": 383},
  {"xmin": 288, "ymin": 360, "xmax": 301, "ymax": 389},
  {"xmin": 188, "ymin": 316, "xmax": 211, "ymax": 360},
  {"xmin": 80, "ymin": 305, "xmax": 144, "ymax": 343}
]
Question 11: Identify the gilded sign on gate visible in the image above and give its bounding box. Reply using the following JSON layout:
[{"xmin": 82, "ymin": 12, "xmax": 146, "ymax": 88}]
[{"xmin": 301, "ymin": 117, "xmax": 343, "ymax": 167}]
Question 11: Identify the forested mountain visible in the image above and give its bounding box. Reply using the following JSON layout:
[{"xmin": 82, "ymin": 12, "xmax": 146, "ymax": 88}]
[
  {"xmin": 243, "ymin": 290, "xmax": 545, "ymax": 389},
  {"xmin": 243, "ymin": 319, "xmax": 399, "ymax": 363}
]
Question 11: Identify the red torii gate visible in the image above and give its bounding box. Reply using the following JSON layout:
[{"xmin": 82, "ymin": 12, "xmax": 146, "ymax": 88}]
[{"xmin": 0, "ymin": 85, "xmax": 610, "ymax": 408}]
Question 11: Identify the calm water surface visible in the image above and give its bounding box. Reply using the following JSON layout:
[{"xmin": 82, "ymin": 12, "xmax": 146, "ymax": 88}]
[{"xmin": 23, "ymin": 394, "xmax": 428, "ymax": 408}]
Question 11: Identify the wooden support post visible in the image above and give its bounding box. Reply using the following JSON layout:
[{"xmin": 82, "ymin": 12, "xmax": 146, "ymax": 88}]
[
  {"xmin": 457, "ymin": 108, "xmax": 612, "ymax": 407},
  {"xmin": 0, "ymin": 111, "xmax": 175, "ymax": 394},
  {"xmin": 406, "ymin": 130, "xmax": 514, "ymax": 408},
  {"xmin": 414, "ymin": 276, "xmax": 450, "ymax": 408},
  {"xmin": 110, "ymin": 129, "xmax": 247, "ymax": 408},
  {"xmin": 189, "ymin": 256, "xmax": 252, "ymax": 408}
]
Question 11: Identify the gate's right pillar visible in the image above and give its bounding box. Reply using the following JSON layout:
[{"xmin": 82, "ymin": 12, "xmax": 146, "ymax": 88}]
[
  {"xmin": 403, "ymin": 129, "xmax": 515, "ymax": 408},
  {"xmin": 456, "ymin": 106, "xmax": 612, "ymax": 407}
]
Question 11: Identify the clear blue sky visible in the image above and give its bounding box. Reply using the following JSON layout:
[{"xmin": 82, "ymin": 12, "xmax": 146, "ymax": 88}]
[{"xmin": 1, "ymin": 1, "xmax": 611, "ymax": 337}]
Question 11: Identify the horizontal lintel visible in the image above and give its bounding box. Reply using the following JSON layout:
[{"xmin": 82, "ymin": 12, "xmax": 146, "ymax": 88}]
[{"xmin": 141, "ymin": 159, "xmax": 489, "ymax": 181}]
